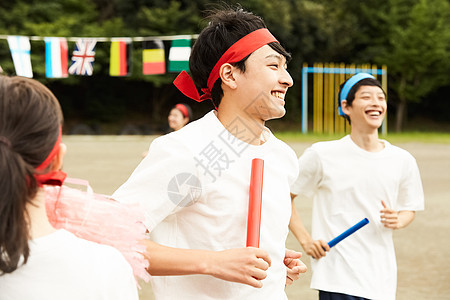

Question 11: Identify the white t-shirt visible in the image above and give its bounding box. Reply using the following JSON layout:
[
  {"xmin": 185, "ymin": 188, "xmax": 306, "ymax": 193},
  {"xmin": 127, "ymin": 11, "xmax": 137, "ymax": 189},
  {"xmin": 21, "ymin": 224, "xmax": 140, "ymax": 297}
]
[
  {"xmin": 113, "ymin": 110, "xmax": 298, "ymax": 300},
  {"xmin": 290, "ymin": 135, "xmax": 424, "ymax": 300},
  {"xmin": 0, "ymin": 229, "xmax": 138, "ymax": 300}
]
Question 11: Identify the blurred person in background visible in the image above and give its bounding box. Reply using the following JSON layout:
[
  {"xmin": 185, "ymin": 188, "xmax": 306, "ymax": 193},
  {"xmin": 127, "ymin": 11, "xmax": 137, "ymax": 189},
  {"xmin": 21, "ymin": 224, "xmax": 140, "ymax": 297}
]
[{"xmin": 168, "ymin": 103, "xmax": 193, "ymax": 132}]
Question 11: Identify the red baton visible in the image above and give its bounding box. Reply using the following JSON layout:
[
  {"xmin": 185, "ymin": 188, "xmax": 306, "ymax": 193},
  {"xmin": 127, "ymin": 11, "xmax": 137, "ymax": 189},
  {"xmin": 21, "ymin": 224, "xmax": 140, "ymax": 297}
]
[{"xmin": 246, "ymin": 158, "xmax": 264, "ymax": 247}]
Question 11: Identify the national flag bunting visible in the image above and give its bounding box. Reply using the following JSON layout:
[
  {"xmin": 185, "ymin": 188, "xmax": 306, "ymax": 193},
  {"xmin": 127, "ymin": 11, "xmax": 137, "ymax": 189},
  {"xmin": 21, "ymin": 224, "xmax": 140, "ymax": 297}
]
[
  {"xmin": 7, "ymin": 36, "xmax": 33, "ymax": 78},
  {"xmin": 44, "ymin": 37, "xmax": 68, "ymax": 78},
  {"xmin": 168, "ymin": 39, "xmax": 190, "ymax": 72},
  {"xmin": 110, "ymin": 38, "xmax": 132, "ymax": 76},
  {"xmin": 68, "ymin": 39, "xmax": 97, "ymax": 76},
  {"xmin": 142, "ymin": 40, "xmax": 165, "ymax": 75}
]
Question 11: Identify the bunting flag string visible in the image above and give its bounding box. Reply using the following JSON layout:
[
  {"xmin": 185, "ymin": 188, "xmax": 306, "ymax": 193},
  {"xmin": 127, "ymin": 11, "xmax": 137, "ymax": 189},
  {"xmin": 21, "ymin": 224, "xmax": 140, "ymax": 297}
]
[
  {"xmin": 7, "ymin": 36, "xmax": 33, "ymax": 78},
  {"xmin": 0, "ymin": 34, "xmax": 198, "ymax": 78},
  {"xmin": 109, "ymin": 38, "xmax": 132, "ymax": 77},
  {"xmin": 168, "ymin": 39, "xmax": 191, "ymax": 72},
  {"xmin": 68, "ymin": 39, "xmax": 97, "ymax": 76},
  {"xmin": 45, "ymin": 37, "xmax": 68, "ymax": 78},
  {"xmin": 143, "ymin": 40, "xmax": 165, "ymax": 75}
]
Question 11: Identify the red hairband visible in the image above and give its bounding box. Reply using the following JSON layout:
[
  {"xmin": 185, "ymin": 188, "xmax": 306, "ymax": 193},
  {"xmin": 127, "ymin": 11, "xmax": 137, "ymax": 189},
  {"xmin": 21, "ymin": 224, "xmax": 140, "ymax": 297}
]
[
  {"xmin": 173, "ymin": 28, "xmax": 278, "ymax": 102},
  {"xmin": 34, "ymin": 127, "xmax": 67, "ymax": 186},
  {"xmin": 175, "ymin": 104, "xmax": 189, "ymax": 118}
]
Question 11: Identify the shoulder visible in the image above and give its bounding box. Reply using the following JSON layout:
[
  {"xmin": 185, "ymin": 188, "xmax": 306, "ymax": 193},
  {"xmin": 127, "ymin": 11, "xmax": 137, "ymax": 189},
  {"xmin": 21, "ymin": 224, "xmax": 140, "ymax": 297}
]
[
  {"xmin": 296, "ymin": 138, "xmax": 348, "ymax": 170},
  {"xmin": 267, "ymin": 133, "xmax": 299, "ymax": 182},
  {"xmin": 64, "ymin": 231, "xmax": 138, "ymax": 298},
  {"xmin": 383, "ymin": 143, "xmax": 421, "ymax": 177},
  {"xmin": 268, "ymin": 133, "xmax": 298, "ymax": 172},
  {"xmin": 60, "ymin": 230, "xmax": 125, "ymax": 260},
  {"xmin": 311, "ymin": 137, "xmax": 347, "ymax": 152},
  {"xmin": 1, "ymin": 230, "xmax": 137, "ymax": 300},
  {"xmin": 384, "ymin": 141, "xmax": 417, "ymax": 162},
  {"xmin": 270, "ymin": 134, "xmax": 297, "ymax": 158},
  {"xmin": 143, "ymin": 113, "xmax": 216, "ymax": 168},
  {"xmin": 296, "ymin": 140, "xmax": 340, "ymax": 162},
  {"xmin": 35, "ymin": 230, "xmax": 130, "ymax": 273},
  {"xmin": 63, "ymin": 231, "xmax": 135, "ymax": 280}
]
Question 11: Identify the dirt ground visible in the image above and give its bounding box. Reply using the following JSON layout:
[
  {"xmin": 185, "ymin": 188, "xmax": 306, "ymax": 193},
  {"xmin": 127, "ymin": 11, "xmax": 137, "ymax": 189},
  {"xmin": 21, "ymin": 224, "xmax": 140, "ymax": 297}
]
[{"xmin": 62, "ymin": 135, "xmax": 450, "ymax": 300}]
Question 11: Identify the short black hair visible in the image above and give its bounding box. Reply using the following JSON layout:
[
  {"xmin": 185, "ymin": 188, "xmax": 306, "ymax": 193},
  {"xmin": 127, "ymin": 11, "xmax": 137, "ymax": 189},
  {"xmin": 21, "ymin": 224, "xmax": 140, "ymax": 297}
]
[
  {"xmin": 338, "ymin": 77, "xmax": 385, "ymax": 124},
  {"xmin": 189, "ymin": 7, "xmax": 291, "ymax": 108}
]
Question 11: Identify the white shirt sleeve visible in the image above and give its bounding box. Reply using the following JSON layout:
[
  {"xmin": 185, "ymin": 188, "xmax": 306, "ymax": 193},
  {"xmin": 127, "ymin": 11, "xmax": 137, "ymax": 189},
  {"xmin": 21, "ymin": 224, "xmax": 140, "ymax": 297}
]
[
  {"xmin": 112, "ymin": 135, "xmax": 199, "ymax": 231},
  {"xmin": 290, "ymin": 147, "xmax": 322, "ymax": 199},
  {"xmin": 397, "ymin": 154, "xmax": 425, "ymax": 211}
]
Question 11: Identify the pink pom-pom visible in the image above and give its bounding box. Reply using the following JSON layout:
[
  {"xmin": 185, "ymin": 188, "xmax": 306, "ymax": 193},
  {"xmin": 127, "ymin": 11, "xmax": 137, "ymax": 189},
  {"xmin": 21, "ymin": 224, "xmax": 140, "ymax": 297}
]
[{"xmin": 45, "ymin": 178, "xmax": 150, "ymax": 283}]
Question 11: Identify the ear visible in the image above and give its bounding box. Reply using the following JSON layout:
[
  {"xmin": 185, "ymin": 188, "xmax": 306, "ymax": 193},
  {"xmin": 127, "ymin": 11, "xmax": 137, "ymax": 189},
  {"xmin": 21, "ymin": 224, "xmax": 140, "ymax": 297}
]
[
  {"xmin": 219, "ymin": 63, "xmax": 238, "ymax": 90},
  {"xmin": 341, "ymin": 100, "xmax": 351, "ymax": 116},
  {"xmin": 51, "ymin": 143, "xmax": 67, "ymax": 171}
]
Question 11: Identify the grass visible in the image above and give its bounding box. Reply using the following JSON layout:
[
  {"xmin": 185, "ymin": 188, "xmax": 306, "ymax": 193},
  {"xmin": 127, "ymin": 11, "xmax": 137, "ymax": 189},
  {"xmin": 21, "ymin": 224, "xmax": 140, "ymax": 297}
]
[{"xmin": 274, "ymin": 131, "xmax": 450, "ymax": 144}]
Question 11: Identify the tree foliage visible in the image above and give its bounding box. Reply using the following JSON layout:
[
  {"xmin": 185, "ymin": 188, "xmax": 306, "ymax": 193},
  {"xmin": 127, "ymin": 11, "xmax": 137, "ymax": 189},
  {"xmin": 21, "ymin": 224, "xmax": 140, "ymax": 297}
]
[
  {"xmin": 0, "ymin": 0, "xmax": 449, "ymax": 132},
  {"xmin": 375, "ymin": 0, "xmax": 450, "ymax": 131}
]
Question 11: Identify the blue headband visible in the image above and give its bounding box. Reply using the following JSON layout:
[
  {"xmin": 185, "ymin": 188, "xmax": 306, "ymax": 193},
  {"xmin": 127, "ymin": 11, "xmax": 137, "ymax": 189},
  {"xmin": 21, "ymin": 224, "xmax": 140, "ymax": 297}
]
[{"xmin": 338, "ymin": 73, "xmax": 376, "ymax": 116}]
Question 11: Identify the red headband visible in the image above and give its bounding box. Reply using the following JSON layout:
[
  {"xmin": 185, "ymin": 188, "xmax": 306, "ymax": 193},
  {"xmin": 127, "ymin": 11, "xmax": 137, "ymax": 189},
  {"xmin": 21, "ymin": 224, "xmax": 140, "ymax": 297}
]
[
  {"xmin": 36, "ymin": 127, "xmax": 62, "ymax": 172},
  {"xmin": 35, "ymin": 127, "xmax": 67, "ymax": 186},
  {"xmin": 175, "ymin": 104, "xmax": 189, "ymax": 118},
  {"xmin": 173, "ymin": 28, "xmax": 278, "ymax": 102}
]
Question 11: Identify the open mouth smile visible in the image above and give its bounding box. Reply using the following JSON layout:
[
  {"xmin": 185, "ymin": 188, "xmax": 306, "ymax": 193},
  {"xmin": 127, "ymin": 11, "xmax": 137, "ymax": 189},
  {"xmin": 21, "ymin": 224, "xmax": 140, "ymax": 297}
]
[{"xmin": 271, "ymin": 91, "xmax": 285, "ymax": 100}]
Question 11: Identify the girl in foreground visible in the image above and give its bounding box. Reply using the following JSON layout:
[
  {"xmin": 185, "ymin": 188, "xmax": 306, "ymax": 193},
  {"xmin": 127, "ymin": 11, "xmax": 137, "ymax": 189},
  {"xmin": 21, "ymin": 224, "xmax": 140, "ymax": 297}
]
[{"xmin": 0, "ymin": 76, "xmax": 139, "ymax": 300}]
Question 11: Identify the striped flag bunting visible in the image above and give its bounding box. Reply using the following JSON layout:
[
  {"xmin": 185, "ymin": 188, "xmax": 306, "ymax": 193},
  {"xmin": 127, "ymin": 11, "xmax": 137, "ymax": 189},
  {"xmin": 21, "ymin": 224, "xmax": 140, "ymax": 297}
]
[
  {"xmin": 68, "ymin": 39, "xmax": 97, "ymax": 76},
  {"xmin": 44, "ymin": 37, "xmax": 68, "ymax": 78},
  {"xmin": 110, "ymin": 38, "xmax": 132, "ymax": 76},
  {"xmin": 142, "ymin": 40, "xmax": 165, "ymax": 75},
  {"xmin": 7, "ymin": 36, "xmax": 33, "ymax": 78},
  {"xmin": 168, "ymin": 39, "xmax": 190, "ymax": 72},
  {"xmin": 0, "ymin": 34, "xmax": 198, "ymax": 77}
]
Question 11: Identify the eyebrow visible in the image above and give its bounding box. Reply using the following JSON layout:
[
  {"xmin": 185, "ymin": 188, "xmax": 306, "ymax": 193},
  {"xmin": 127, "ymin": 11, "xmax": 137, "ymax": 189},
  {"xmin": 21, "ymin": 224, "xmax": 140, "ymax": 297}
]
[
  {"xmin": 360, "ymin": 91, "xmax": 386, "ymax": 96},
  {"xmin": 265, "ymin": 54, "xmax": 286, "ymax": 64}
]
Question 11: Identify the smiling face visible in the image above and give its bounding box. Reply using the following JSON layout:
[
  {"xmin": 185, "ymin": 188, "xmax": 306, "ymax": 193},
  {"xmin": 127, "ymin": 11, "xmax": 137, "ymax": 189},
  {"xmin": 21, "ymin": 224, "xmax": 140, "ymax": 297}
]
[
  {"xmin": 342, "ymin": 85, "xmax": 387, "ymax": 131},
  {"xmin": 233, "ymin": 45, "xmax": 293, "ymax": 121}
]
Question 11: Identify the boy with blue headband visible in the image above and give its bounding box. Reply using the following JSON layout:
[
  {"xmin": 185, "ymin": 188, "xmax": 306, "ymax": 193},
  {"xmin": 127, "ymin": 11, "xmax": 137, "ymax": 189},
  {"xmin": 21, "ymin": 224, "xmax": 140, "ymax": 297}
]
[{"xmin": 289, "ymin": 73, "xmax": 424, "ymax": 299}]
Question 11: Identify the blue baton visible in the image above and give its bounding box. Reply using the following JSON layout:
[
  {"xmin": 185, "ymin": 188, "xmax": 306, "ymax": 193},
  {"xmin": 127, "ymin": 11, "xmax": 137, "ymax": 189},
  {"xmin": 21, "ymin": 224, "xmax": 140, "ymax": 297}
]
[{"xmin": 328, "ymin": 218, "xmax": 369, "ymax": 248}]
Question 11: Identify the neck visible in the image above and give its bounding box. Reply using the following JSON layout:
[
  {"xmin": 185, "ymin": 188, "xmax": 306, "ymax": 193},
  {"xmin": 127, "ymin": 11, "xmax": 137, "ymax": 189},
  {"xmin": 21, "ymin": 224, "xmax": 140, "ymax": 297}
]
[
  {"xmin": 216, "ymin": 98, "xmax": 265, "ymax": 146},
  {"xmin": 350, "ymin": 127, "xmax": 384, "ymax": 152},
  {"xmin": 27, "ymin": 189, "xmax": 57, "ymax": 240}
]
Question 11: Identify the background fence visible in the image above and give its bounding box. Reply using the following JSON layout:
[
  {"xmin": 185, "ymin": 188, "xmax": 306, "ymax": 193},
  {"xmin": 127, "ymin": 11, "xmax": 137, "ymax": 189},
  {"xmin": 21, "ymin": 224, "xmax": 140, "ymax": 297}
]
[{"xmin": 301, "ymin": 63, "xmax": 388, "ymax": 134}]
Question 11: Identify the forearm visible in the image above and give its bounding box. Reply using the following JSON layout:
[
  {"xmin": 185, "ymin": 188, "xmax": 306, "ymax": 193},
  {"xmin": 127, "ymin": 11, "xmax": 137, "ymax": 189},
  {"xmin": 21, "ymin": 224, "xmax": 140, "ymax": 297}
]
[
  {"xmin": 397, "ymin": 210, "xmax": 415, "ymax": 229},
  {"xmin": 142, "ymin": 239, "xmax": 272, "ymax": 288},
  {"xmin": 143, "ymin": 239, "xmax": 210, "ymax": 276},
  {"xmin": 289, "ymin": 195, "xmax": 314, "ymax": 248}
]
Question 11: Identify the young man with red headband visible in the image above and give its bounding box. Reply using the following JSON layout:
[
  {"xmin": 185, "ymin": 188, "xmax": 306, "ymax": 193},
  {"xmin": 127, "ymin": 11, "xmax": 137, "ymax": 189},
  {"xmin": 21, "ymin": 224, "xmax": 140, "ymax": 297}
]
[
  {"xmin": 113, "ymin": 7, "xmax": 306, "ymax": 299},
  {"xmin": 289, "ymin": 74, "xmax": 424, "ymax": 299}
]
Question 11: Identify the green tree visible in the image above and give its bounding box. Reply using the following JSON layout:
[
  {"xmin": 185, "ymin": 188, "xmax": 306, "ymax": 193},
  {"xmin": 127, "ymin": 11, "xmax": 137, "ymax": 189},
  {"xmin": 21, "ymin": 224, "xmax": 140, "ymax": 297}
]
[
  {"xmin": 1, "ymin": 0, "xmax": 450, "ymax": 131},
  {"xmin": 375, "ymin": 0, "xmax": 450, "ymax": 131}
]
